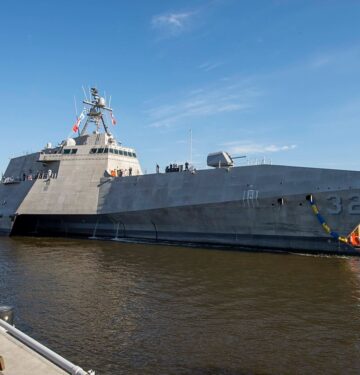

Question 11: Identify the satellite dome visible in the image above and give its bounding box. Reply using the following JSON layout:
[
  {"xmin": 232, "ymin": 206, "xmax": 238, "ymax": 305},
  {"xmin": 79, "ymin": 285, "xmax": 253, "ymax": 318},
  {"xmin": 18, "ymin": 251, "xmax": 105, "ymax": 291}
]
[
  {"xmin": 98, "ymin": 97, "xmax": 106, "ymax": 107},
  {"xmin": 65, "ymin": 138, "xmax": 76, "ymax": 146}
]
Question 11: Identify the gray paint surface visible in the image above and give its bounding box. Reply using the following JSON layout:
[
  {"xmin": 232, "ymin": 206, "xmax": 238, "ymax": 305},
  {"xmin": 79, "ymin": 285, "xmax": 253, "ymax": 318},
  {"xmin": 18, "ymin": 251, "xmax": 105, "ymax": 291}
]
[{"xmin": 2, "ymin": 131, "xmax": 360, "ymax": 255}]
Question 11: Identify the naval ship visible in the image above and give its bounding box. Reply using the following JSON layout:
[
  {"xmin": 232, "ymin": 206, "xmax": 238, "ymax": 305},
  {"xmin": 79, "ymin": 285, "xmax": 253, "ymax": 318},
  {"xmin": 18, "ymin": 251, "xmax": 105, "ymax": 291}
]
[{"xmin": 1, "ymin": 88, "xmax": 360, "ymax": 255}]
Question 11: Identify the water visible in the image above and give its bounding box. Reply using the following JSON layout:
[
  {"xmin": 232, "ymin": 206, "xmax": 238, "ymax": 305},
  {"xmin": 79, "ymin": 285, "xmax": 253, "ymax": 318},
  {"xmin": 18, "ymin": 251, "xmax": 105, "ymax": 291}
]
[{"xmin": 1, "ymin": 237, "xmax": 360, "ymax": 374}]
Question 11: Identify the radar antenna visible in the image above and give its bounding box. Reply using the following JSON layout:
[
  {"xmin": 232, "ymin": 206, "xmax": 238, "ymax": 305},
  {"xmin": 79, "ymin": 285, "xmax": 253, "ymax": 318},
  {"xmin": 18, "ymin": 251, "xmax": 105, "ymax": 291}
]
[{"xmin": 80, "ymin": 87, "xmax": 114, "ymax": 137}]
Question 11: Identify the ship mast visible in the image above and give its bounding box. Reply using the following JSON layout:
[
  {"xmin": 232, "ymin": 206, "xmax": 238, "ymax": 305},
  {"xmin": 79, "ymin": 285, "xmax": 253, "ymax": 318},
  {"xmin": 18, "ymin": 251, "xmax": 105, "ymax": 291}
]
[{"xmin": 80, "ymin": 87, "xmax": 113, "ymax": 137}]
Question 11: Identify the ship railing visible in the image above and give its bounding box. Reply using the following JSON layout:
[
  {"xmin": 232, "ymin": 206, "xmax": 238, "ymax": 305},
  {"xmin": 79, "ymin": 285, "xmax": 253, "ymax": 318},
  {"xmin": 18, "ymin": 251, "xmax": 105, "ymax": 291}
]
[
  {"xmin": 0, "ymin": 317, "xmax": 95, "ymax": 375},
  {"xmin": 38, "ymin": 153, "xmax": 62, "ymax": 162},
  {"xmin": 1, "ymin": 173, "xmax": 58, "ymax": 184},
  {"xmin": 245, "ymin": 157, "xmax": 272, "ymax": 166},
  {"xmin": 1, "ymin": 177, "xmax": 21, "ymax": 184}
]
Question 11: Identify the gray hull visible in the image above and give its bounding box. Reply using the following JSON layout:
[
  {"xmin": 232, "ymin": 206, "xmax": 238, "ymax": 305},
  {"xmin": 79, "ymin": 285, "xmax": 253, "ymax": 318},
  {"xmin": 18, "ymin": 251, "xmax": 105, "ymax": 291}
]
[
  {"xmin": 10, "ymin": 189, "xmax": 360, "ymax": 255},
  {"xmin": 3, "ymin": 149, "xmax": 360, "ymax": 255}
]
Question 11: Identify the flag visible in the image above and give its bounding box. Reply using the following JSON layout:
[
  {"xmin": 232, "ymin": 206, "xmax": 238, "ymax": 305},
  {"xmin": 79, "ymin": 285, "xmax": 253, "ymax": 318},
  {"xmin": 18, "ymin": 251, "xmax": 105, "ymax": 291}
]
[
  {"xmin": 72, "ymin": 110, "xmax": 85, "ymax": 133},
  {"xmin": 78, "ymin": 111, "xmax": 85, "ymax": 122},
  {"xmin": 110, "ymin": 111, "xmax": 117, "ymax": 125},
  {"xmin": 72, "ymin": 120, "xmax": 80, "ymax": 133}
]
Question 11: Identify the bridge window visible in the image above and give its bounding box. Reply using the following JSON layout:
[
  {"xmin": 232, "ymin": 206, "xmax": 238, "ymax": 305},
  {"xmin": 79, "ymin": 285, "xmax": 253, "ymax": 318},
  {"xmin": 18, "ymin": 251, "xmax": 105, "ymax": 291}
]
[
  {"xmin": 71, "ymin": 149, "xmax": 77, "ymax": 154},
  {"xmin": 119, "ymin": 150, "xmax": 124, "ymax": 155},
  {"xmin": 114, "ymin": 149, "xmax": 119, "ymax": 154},
  {"xmin": 97, "ymin": 148, "xmax": 104, "ymax": 153},
  {"xmin": 104, "ymin": 148, "xmax": 109, "ymax": 153},
  {"xmin": 132, "ymin": 152, "xmax": 137, "ymax": 158},
  {"xmin": 63, "ymin": 149, "xmax": 71, "ymax": 154},
  {"xmin": 90, "ymin": 148, "xmax": 97, "ymax": 154},
  {"xmin": 124, "ymin": 151, "xmax": 128, "ymax": 156}
]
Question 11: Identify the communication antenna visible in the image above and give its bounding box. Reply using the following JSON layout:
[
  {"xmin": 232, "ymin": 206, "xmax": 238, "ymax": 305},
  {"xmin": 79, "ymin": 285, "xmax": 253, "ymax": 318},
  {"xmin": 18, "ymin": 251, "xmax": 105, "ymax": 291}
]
[
  {"xmin": 105, "ymin": 111, "xmax": 111, "ymax": 127},
  {"xmin": 189, "ymin": 128, "xmax": 193, "ymax": 165},
  {"xmin": 80, "ymin": 87, "xmax": 114, "ymax": 137},
  {"xmin": 82, "ymin": 86, "xmax": 88, "ymax": 101},
  {"xmin": 73, "ymin": 95, "xmax": 78, "ymax": 117}
]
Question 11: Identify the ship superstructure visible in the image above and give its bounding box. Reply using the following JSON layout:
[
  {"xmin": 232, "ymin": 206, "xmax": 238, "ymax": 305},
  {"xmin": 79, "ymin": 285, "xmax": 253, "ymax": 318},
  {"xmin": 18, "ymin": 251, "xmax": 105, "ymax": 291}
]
[{"xmin": 1, "ymin": 88, "xmax": 360, "ymax": 255}]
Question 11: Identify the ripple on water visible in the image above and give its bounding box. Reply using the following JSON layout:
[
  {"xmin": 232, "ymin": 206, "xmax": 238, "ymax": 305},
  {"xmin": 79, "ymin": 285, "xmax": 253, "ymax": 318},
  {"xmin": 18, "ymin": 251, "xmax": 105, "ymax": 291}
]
[{"xmin": 1, "ymin": 236, "xmax": 360, "ymax": 374}]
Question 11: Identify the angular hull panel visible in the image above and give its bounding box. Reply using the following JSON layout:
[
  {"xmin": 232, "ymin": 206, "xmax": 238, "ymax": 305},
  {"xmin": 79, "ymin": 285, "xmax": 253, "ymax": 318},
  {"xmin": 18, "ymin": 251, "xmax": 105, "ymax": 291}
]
[
  {"xmin": 11, "ymin": 194, "xmax": 359, "ymax": 255},
  {"xmin": 4, "ymin": 162, "xmax": 360, "ymax": 255}
]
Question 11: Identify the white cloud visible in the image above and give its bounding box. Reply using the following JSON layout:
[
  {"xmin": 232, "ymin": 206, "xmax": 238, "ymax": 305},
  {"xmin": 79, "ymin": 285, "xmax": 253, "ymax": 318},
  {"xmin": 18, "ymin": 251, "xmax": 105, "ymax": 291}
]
[
  {"xmin": 295, "ymin": 45, "xmax": 360, "ymax": 72},
  {"xmin": 146, "ymin": 80, "xmax": 261, "ymax": 128},
  {"xmin": 151, "ymin": 11, "xmax": 195, "ymax": 35},
  {"xmin": 308, "ymin": 55, "xmax": 332, "ymax": 69},
  {"xmin": 222, "ymin": 141, "xmax": 297, "ymax": 155},
  {"xmin": 198, "ymin": 61, "xmax": 224, "ymax": 72}
]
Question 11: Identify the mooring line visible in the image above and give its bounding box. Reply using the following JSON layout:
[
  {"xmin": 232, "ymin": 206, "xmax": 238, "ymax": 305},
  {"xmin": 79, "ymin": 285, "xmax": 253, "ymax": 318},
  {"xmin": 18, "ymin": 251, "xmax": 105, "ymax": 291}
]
[{"xmin": 306, "ymin": 194, "xmax": 348, "ymax": 243}]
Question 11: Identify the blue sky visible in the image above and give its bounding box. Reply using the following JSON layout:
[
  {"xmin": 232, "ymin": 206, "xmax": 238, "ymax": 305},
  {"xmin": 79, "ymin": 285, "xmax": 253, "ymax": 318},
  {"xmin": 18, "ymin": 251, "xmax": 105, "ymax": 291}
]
[{"xmin": 1, "ymin": 0, "xmax": 360, "ymax": 174}]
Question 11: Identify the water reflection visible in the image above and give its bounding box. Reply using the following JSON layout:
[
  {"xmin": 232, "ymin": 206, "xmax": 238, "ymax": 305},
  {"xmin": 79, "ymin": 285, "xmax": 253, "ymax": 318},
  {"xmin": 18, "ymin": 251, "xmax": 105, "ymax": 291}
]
[{"xmin": 1, "ymin": 237, "xmax": 360, "ymax": 374}]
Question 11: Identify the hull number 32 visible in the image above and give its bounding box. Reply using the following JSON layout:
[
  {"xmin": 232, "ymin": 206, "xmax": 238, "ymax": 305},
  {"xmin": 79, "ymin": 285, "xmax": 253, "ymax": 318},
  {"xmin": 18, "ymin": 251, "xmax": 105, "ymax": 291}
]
[{"xmin": 327, "ymin": 195, "xmax": 360, "ymax": 215}]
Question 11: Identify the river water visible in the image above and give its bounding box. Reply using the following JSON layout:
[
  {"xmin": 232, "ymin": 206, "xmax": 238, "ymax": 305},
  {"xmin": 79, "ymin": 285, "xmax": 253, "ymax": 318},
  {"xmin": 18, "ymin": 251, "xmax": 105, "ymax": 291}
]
[{"xmin": 0, "ymin": 237, "xmax": 360, "ymax": 374}]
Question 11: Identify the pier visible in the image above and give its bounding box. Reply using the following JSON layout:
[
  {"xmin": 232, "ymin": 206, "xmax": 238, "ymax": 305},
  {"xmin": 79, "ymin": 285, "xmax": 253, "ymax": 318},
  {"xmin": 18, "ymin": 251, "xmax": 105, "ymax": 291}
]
[
  {"xmin": 0, "ymin": 307, "xmax": 94, "ymax": 375},
  {"xmin": 0, "ymin": 327, "xmax": 67, "ymax": 374}
]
